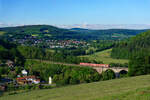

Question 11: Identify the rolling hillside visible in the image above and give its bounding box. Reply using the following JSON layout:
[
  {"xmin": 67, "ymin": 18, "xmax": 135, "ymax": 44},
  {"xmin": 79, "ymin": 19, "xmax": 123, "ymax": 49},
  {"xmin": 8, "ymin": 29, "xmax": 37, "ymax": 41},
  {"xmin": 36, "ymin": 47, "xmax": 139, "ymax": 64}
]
[
  {"xmin": 1, "ymin": 75, "xmax": 150, "ymax": 100},
  {"xmin": 0, "ymin": 25, "xmax": 147, "ymax": 40}
]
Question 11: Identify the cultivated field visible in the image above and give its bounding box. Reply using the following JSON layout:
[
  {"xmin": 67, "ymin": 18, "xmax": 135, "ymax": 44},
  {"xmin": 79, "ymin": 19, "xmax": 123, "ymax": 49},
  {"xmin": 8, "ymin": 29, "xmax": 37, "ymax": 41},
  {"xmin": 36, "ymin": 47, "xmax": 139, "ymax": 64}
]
[
  {"xmin": 1, "ymin": 75, "xmax": 150, "ymax": 100},
  {"xmin": 80, "ymin": 49, "xmax": 129, "ymax": 64}
]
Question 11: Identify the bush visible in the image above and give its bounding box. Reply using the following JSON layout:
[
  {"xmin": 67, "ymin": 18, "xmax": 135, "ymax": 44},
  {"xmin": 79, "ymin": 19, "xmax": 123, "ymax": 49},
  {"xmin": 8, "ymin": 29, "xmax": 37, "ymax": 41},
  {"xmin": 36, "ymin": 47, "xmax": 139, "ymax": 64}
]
[
  {"xmin": 102, "ymin": 69, "xmax": 116, "ymax": 80},
  {"xmin": 6, "ymin": 84, "xmax": 17, "ymax": 91}
]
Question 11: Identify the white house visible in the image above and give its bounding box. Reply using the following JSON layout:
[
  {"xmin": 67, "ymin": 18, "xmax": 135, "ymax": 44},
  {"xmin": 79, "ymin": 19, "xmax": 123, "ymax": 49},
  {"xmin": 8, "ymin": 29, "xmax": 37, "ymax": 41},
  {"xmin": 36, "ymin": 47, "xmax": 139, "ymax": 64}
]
[{"xmin": 21, "ymin": 69, "xmax": 28, "ymax": 76}]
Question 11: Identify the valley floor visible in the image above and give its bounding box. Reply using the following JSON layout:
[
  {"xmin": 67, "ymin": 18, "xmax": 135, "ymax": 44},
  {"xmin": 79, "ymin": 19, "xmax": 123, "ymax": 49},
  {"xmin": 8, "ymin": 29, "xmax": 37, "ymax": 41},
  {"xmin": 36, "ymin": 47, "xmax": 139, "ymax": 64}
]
[{"xmin": 1, "ymin": 75, "xmax": 150, "ymax": 100}]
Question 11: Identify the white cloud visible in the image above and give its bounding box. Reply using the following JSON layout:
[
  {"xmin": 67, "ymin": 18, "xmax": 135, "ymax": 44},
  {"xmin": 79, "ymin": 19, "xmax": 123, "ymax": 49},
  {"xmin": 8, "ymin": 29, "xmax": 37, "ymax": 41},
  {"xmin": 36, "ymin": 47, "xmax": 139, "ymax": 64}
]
[
  {"xmin": 0, "ymin": 22, "xmax": 15, "ymax": 27},
  {"xmin": 56, "ymin": 24, "xmax": 150, "ymax": 30},
  {"xmin": 0, "ymin": 22, "xmax": 30, "ymax": 28}
]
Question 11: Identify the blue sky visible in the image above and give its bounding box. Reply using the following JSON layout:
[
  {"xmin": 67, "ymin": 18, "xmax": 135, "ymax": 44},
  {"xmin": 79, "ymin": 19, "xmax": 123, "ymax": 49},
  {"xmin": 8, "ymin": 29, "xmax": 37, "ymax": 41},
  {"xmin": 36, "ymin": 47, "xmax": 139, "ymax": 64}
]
[{"xmin": 0, "ymin": 0, "xmax": 150, "ymax": 25}]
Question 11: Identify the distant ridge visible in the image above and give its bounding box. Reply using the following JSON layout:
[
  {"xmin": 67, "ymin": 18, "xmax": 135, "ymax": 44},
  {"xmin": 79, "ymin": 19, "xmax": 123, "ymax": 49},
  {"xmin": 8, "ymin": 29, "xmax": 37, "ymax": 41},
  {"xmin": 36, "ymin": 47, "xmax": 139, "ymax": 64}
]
[
  {"xmin": 71, "ymin": 28, "xmax": 89, "ymax": 31},
  {"xmin": 1, "ymin": 23, "xmax": 150, "ymax": 30},
  {"xmin": 0, "ymin": 25, "xmax": 148, "ymax": 40}
]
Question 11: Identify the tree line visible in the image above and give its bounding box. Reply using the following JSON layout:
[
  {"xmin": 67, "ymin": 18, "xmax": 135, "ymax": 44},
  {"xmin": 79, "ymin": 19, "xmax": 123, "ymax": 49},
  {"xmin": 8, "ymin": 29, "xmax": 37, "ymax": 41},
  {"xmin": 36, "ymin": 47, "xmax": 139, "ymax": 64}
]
[
  {"xmin": 111, "ymin": 30, "xmax": 150, "ymax": 76},
  {"xmin": 24, "ymin": 60, "xmax": 118, "ymax": 85},
  {"xmin": 17, "ymin": 46, "xmax": 104, "ymax": 64}
]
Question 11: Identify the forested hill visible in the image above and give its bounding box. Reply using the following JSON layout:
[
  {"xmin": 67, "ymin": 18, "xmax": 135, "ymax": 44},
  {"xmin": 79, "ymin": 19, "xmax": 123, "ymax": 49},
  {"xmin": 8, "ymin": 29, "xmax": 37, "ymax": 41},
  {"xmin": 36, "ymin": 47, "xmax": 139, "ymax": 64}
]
[
  {"xmin": 0, "ymin": 39, "xmax": 25, "ymax": 66},
  {"xmin": 111, "ymin": 30, "xmax": 150, "ymax": 59},
  {"xmin": 0, "ymin": 25, "xmax": 148, "ymax": 40}
]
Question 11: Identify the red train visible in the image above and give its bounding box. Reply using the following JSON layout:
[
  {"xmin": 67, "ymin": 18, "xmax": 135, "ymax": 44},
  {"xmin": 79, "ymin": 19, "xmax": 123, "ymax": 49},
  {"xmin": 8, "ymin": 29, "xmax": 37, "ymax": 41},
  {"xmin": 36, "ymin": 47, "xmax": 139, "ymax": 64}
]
[{"xmin": 80, "ymin": 63, "xmax": 109, "ymax": 67}]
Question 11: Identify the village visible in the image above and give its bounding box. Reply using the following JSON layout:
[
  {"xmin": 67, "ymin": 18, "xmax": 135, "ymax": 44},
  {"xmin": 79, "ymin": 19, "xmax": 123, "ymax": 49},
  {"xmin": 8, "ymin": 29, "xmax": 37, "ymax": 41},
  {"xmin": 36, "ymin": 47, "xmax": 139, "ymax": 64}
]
[
  {"xmin": 0, "ymin": 60, "xmax": 53, "ymax": 91},
  {"xmin": 8, "ymin": 34, "xmax": 89, "ymax": 48}
]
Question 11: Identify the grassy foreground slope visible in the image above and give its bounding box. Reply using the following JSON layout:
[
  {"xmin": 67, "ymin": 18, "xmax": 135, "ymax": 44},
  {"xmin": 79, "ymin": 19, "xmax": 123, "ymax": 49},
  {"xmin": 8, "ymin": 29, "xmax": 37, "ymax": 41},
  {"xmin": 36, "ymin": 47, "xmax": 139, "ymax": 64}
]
[
  {"xmin": 80, "ymin": 49, "xmax": 128, "ymax": 64},
  {"xmin": 1, "ymin": 75, "xmax": 150, "ymax": 100}
]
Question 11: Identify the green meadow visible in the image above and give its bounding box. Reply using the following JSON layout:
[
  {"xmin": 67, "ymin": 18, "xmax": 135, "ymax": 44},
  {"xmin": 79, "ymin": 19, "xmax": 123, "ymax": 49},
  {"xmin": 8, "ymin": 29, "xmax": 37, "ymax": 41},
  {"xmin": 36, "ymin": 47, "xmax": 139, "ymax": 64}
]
[
  {"xmin": 1, "ymin": 75, "xmax": 150, "ymax": 100},
  {"xmin": 80, "ymin": 49, "xmax": 128, "ymax": 64},
  {"xmin": 0, "ymin": 31, "xmax": 6, "ymax": 35}
]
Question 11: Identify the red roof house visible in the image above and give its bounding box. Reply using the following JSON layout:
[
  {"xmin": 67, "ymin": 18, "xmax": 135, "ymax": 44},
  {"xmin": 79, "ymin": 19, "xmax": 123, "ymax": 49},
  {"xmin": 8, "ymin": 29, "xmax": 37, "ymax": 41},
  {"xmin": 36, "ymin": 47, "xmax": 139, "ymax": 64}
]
[{"xmin": 16, "ymin": 76, "xmax": 40, "ymax": 85}]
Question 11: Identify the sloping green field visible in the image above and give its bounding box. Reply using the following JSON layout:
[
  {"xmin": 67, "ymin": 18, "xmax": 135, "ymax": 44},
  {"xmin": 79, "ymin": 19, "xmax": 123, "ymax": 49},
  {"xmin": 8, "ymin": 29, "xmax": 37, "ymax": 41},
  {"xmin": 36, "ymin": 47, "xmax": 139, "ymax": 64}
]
[
  {"xmin": 0, "ymin": 31, "xmax": 6, "ymax": 35},
  {"xmin": 80, "ymin": 49, "xmax": 128, "ymax": 64},
  {"xmin": 1, "ymin": 75, "xmax": 150, "ymax": 100}
]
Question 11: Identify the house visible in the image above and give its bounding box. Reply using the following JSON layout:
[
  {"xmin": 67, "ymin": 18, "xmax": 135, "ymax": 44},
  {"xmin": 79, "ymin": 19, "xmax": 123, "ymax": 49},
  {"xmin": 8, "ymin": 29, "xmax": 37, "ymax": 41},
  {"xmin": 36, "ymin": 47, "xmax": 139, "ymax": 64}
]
[
  {"xmin": 5, "ymin": 60, "xmax": 14, "ymax": 67},
  {"xmin": 21, "ymin": 69, "xmax": 28, "ymax": 76},
  {"xmin": 16, "ymin": 76, "xmax": 40, "ymax": 85},
  {"xmin": 80, "ymin": 63, "xmax": 109, "ymax": 67}
]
